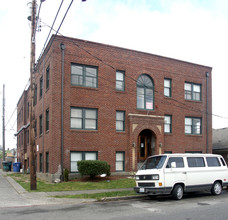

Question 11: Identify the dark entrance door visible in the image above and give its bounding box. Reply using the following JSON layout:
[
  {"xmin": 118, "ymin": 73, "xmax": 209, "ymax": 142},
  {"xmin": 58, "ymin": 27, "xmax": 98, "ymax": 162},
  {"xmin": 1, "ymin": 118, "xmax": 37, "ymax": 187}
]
[{"xmin": 138, "ymin": 129, "xmax": 155, "ymax": 162}]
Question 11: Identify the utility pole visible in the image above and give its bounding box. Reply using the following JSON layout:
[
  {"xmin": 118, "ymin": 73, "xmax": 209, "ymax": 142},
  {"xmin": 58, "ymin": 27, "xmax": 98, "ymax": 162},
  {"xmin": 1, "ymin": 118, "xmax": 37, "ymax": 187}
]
[
  {"xmin": 29, "ymin": 0, "xmax": 37, "ymax": 190},
  {"xmin": 2, "ymin": 84, "xmax": 5, "ymax": 162}
]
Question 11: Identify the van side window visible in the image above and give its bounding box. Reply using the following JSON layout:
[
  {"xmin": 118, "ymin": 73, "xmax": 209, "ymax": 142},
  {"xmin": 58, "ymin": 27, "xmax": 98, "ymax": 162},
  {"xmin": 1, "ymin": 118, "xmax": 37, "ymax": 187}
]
[
  {"xmin": 187, "ymin": 157, "xmax": 205, "ymax": 167},
  {"xmin": 206, "ymin": 157, "xmax": 221, "ymax": 167},
  {"xmin": 166, "ymin": 157, "xmax": 184, "ymax": 168},
  {"xmin": 220, "ymin": 158, "xmax": 226, "ymax": 166}
]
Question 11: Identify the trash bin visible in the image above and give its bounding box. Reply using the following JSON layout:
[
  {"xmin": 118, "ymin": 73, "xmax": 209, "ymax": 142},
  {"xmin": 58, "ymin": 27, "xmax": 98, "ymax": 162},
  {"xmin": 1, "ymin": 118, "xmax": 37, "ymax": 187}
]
[
  {"xmin": 2, "ymin": 161, "xmax": 12, "ymax": 172},
  {"xmin": 13, "ymin": 162, "xmax": 21, "ymax": 172}
]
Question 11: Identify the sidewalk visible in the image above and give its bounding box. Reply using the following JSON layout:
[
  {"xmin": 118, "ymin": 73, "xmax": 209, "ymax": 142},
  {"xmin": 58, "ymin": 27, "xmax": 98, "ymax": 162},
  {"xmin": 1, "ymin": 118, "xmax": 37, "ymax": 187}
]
[{"xmin": 0, "ymin": 169, "xmax": 142, "ymax": 208}]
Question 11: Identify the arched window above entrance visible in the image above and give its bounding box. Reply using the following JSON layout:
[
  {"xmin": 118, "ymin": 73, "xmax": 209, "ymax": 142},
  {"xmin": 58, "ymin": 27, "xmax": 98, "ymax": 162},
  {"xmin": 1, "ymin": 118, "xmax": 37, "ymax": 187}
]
[{"xmin": 136, "ymin": 74, "xmax": 154, "ymax": 110}]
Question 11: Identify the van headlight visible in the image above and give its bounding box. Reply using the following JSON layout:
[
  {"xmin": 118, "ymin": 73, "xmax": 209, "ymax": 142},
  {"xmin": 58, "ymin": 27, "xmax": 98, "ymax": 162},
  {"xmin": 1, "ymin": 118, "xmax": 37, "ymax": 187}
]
[
  {"xmin": 151, "ymin": 174, "xmax": 159, "ymax": 180},
  {"xmin": 135, "ymin": 176, "xmax": 139, "ymax": 180}
]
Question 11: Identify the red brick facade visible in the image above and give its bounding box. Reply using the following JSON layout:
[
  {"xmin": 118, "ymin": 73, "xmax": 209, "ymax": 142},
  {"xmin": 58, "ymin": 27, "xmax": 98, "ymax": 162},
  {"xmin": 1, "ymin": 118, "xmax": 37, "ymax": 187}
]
[{"xmin": 16, "ymin": 35, "xmax": 212, "ymax": 179}]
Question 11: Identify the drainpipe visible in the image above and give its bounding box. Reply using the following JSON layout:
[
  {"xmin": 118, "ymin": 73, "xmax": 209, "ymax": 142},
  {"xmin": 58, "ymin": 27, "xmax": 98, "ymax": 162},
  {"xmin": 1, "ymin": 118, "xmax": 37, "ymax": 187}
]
[
  {"xmin": 206, "ymin": 72, "xmax": 209, "ymax": 153},
  {"xmin": 60, "ymin": 43, "xmax": 65, "ymax": 181}
]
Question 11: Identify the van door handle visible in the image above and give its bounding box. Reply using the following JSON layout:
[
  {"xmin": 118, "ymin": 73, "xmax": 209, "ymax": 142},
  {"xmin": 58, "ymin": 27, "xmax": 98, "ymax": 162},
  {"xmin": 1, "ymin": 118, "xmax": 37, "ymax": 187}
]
[{"xmin": 183, "ymin": 172, "xmax": 187, "ymax": 174}]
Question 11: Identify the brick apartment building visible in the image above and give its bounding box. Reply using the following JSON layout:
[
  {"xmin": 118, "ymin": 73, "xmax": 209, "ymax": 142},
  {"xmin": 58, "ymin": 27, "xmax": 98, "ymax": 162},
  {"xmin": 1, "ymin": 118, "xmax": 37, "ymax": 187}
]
[{"xmin": 16, "ymin": 35, "xmax": 212, "ymax": 181}]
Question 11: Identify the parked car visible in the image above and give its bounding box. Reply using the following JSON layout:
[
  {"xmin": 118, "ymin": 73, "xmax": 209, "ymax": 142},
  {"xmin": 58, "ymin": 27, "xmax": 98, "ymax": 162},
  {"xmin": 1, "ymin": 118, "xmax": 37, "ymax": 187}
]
[{"xmin": 134, "ymin": 153, "xmax": 228, "ymax": 200}]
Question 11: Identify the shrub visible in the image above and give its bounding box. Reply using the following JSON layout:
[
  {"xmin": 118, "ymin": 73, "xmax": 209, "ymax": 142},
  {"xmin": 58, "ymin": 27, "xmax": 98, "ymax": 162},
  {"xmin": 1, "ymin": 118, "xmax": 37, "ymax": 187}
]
[
  {"xmin": 64, "ymin": 168, "xmax": 69, "ymax": 182},
  {"xmin": 77, "ymin": 160, "xmax": 110, "ymax": 179}
]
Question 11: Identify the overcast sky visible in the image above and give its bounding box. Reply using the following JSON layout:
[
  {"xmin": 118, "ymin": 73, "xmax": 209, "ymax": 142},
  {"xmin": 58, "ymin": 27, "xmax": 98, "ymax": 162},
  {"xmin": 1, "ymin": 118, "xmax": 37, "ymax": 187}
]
[{"xmin": 0, "ymin": 0, "xmax": 228, "ymax": 149}]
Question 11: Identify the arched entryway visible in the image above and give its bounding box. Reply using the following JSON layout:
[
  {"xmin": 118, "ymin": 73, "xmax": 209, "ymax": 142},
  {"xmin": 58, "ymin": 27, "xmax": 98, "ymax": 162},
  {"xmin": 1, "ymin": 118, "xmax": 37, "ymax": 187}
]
[{"xmin": 138, "ymin": 129, "xmax": 156, "ymax": 162}]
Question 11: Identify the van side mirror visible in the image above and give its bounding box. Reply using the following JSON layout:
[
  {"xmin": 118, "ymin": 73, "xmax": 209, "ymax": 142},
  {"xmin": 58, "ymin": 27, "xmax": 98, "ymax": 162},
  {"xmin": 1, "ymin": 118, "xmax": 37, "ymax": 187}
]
[{"xmin": 171, "ymin": 162, "xmax": 176, "ymax": 168}]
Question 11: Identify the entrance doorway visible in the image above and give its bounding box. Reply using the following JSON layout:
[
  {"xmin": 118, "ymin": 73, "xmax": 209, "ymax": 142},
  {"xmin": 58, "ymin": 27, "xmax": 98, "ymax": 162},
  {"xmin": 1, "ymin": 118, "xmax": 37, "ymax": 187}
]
[{"xmin": 138, "ymin": 129, "xmax": 155, "ymax": 162}]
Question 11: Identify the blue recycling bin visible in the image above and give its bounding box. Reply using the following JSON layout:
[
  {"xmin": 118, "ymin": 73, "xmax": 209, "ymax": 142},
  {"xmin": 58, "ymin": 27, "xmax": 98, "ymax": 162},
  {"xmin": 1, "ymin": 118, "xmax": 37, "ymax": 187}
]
[{"xmin": 13, "ymin": 162, "xmax": 21, "ymax": 172}]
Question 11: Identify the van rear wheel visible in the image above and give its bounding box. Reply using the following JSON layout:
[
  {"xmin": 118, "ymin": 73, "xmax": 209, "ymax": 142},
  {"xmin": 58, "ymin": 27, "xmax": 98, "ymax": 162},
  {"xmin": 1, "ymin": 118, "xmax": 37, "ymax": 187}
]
[
  {"xmin": 211, "ymin": 181, "xmax": 222, "ymax": 195},
  {"xmin": 172, "ymin": 184, "xmax": 184, "ymax": 200}
]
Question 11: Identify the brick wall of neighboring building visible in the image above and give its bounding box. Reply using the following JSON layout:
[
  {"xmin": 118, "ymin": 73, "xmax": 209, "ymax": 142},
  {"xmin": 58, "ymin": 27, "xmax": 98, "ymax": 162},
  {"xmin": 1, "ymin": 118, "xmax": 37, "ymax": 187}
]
[{"xmin": 16, "ymin": 35, "xmax": 212, "ymax": 180}]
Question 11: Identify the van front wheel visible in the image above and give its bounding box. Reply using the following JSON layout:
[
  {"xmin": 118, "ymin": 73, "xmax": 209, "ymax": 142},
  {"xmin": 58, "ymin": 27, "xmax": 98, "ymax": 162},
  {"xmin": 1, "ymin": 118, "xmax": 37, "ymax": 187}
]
[
  {"xmin": 172, "ymin": 184, "xmax": 184, "ymax": 200},
  {"xmin": 211, "ymin": 181, "xmax": 222, "ymax": 195}
]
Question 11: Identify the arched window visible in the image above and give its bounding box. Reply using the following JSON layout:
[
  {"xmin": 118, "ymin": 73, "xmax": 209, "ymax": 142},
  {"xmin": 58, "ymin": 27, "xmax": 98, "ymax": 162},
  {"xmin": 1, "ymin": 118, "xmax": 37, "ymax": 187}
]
[{"xmin": 137, "ymin": 74, "xmax": 154, "ymax": 110}]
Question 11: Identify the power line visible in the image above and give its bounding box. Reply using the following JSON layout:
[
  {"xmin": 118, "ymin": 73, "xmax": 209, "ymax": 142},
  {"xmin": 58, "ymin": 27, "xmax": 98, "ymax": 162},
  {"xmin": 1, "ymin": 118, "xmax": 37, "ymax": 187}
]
[{"xmin": 38, "ymin": 0, "xmax": 65, "ymax": 61}]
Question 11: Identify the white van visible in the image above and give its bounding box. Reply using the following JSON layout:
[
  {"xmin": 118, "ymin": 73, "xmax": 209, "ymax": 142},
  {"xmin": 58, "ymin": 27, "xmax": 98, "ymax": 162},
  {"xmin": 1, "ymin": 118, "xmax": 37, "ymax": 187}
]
[{"xmin": 134, "ymin": 154, "xmax": 228, "ymax": 200}]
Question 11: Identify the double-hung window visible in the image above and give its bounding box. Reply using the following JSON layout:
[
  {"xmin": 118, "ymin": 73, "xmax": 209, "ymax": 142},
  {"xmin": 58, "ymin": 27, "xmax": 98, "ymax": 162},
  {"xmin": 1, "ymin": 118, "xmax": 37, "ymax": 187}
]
[
  {"xmin": 185, "ymin": 117, "xmax": 202, "ymax": 135},
  {"xmin": 116, "ymin": 152, "xmax": 125, "ymax": 171},
  {"xmin": 46, "ymin": 66, "xmax": 50, "ymax": 90},
  {"xmin": 40, "ymin": 153, "xmax": 43, "ymax": 172},
  {"xmin": 164, "ymin": 78, "xmax": 172, "ymax": 97},
  {"xmin": 116, "ymin": 111, "xmax": 125, "ymax": 131},
  {"xmin": 46, "ymin": 109, "xmax": 49, "ymax": 132},
  {"xmin": 70, "ymin": 151, "xmax": 98, "ymax": 172},
  {"xmin": 164, "ymin": 115, "xmax": 172, "ymax": 133},
  {"xmin": 70, "ymin": 107, "xmax": 98, "ymax": 130},
  {"xmin": 116, "ymin": 71, "xmax": 125, "ymax": 91},
  {"xmin": 40, "ymin": 76, "xmax": 43, "ymax": 98},
  {"xmin": 34, "ymin": 84, "xmax": 37, "ymax": 106},
  {"xmin": 71, "ymin": 63, "xmax": 98, "ymax": 88},
  {"xmin": 39, "ymin": 114, "xmax": 43, "ymax": 135},
  {"xmin": 185, "ymin": 82, "xmax": 201, "ymax": 101}
]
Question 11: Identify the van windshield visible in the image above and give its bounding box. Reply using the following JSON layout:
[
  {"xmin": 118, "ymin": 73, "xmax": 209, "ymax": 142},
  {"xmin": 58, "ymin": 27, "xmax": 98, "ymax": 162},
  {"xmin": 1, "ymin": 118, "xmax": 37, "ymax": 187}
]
[{"xmin": 139, "ymin": 156, "xmax": 167, "ymax": 170}]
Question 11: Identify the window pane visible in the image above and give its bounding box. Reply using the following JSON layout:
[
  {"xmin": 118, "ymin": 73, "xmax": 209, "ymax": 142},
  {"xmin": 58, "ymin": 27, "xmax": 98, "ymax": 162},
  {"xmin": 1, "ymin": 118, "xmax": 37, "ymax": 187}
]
[
  {"xmin": 193, "ymin": 118, "xmax": 201, "ymax": 134},
  {"xmin": 71, "ymin": 118, "xmax": 82, "ymax": 129},
  {"xmin": 185, "ymin": 83, "xmax": 191, "ymax": 91},
  {"xmin": 193, "ymin": 85, "xmax": 200, "ymax": 92},
  {"xmin": 85, "ymin": 109, "xmax": 96, "ymax": 119},
  {"xmin": 185, "ymin": 125, "xmax": 191, "ymax": 134},
  {"xmin": 137, "ymin": 75, "xmax": 153, "ymax": 88},
  {"xmin": 116, "ymin": 72, "xmax": 124, "ymax": 81},
  {"xmin": 137, "ymin": 87, "xmax": 144, "ymax": 108},
  {"xmin": 85, "ymin": 152, "xmax": 96, "ymax": 160},
  {"xmin": 193, "ymin": 92, "xmax": 200, "ymax": 101},
  {"xmin": 116, "ymin": 81, "xmax": 124, "ymax": 90},
  {"xmin": 165, "ymin": 116, "xmax": 170, "ymax": 124},
  {"xmin": 86, "ymin": 67, "xmax": 97, "ymax": 77},
  {"xmin": 71, "ymin": 108, "xmax": 82, "ymax": 117},
  {"xmin": 185, "ymin": 118, "xmax": 192, "ymax": 125},
  {"xmin": 116, "ymin": 121, "xmax": 123, "ymax": 131},
  {"xmin": 116, "ymin": 162, "xmax": 124, "ymax": 171},
  {"xmin": 146, "ymin": 89, "xmax": 153, "ymax": 109},
  {"xmin": 71, "ymin": 152, "xmax": 82, "ymax": 161},
  {"xmin": 85, "ymin": 119, "xmax": 96, "ymax": 129},
  {"xmin": 116, "ymin": 152, "xmax": 124, "ymax": 161},
  {"xmin": 166, "ymin": 157, "xmax": 184, "ymax": 168},
  {"xmin": 71, "ymin": 152, "xmax": 82, "ymax": 172},
  {"xmin": 71, "ymin": 65, "xmax": 83, "ymax": 75},
  {"xmin": 85, "ymin": 76, "xmax": 97, "ymax": 87},
  {"xmin": 164, "ymin": 79, "xmax": 170, "ymax": 87},
  {"xmin": 187, "ymin": 157, "xmax": 205, "ymax": 167},
  {"xmin": 164, "ymin": 88, "xmax": 170, "ymax": 97},
  {"xmin": 71, "ymin": 75, "xmax": 83, "ymax": 85},
  {"xmin": 206, "ymin": 157, "xmax": 221, "ymax": 167},
  {"xmin": 165, "ymin": 124, "xmax": 170, "ymax": 133},
  {"xmin": 116, "ymin": 111, "xmax": 124, "ymax": 120}
]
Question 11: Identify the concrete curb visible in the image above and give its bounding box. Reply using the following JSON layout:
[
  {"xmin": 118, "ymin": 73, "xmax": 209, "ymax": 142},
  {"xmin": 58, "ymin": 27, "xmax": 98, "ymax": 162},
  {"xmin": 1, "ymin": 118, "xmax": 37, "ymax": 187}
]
[{"xmin": 98, "ymin": 195, "xmax": 147, "ymax": 202}]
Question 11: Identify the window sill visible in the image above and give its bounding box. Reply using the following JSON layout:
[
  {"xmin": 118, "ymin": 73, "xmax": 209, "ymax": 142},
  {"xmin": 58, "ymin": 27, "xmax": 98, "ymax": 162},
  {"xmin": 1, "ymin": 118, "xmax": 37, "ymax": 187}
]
[
  {"xmin": 185, "ymin": 134, "xmax": 202, "ymax": 137},
  {"xmin": 70, "ymin": 85, "xmax": 98, "ymax": 91},
  {"xmin": 70, "ymin": 129, "xmax": 98, "ymax": 133},
  {"xmin": 116, "ymin": 131, "xmax": 126, "ymax": 134}
]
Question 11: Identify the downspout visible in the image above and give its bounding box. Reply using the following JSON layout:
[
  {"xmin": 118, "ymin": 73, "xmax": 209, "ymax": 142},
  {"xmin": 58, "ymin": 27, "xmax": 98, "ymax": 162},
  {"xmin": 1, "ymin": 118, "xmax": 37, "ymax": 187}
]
[
  {"xmin": 60, "ymin": 43, "xmax": 65, "ymax": 181},
  {"xmin": 206, "ymin": 72, "xmax": 209, "ymax": 153}
]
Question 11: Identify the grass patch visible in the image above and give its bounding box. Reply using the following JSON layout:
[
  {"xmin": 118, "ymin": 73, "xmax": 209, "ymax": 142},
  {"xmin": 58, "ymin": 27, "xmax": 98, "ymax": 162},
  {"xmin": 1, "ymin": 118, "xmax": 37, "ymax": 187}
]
[
  {"xmin": 54, "ymin": 190, "xmax": 137, "ymax": 200},
  {"xmin": 7, "ymin": 173, "xmax": 136, "ymax": 192}
]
